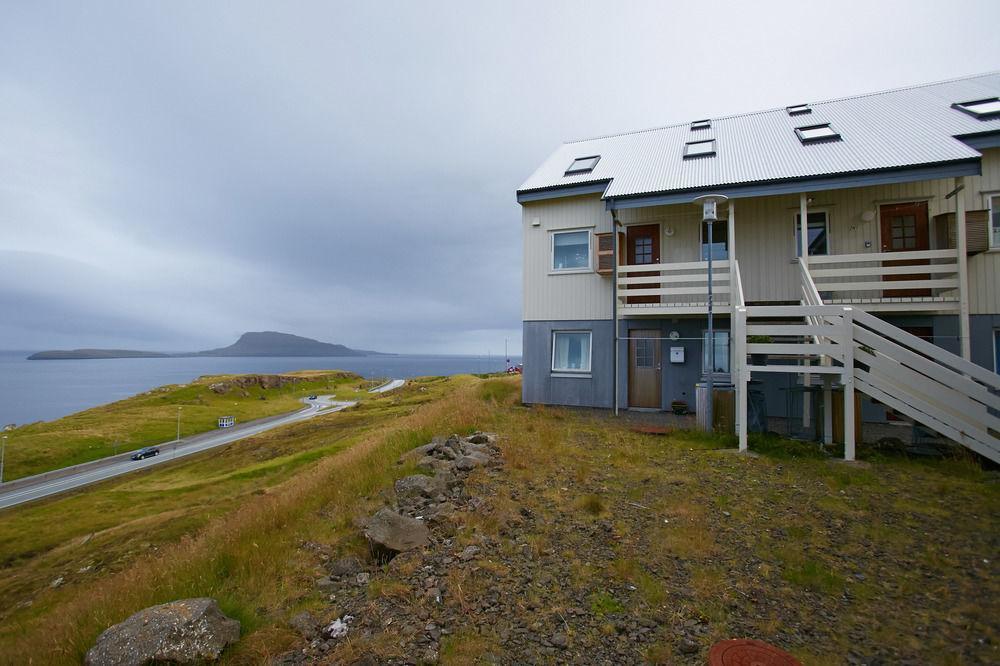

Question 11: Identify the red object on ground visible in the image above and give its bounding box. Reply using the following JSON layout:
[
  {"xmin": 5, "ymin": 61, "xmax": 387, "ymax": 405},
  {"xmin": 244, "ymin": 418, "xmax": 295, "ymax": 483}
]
[{"xmin": 708, "ymin": 639, "xmax": 802, "ymax": 666}]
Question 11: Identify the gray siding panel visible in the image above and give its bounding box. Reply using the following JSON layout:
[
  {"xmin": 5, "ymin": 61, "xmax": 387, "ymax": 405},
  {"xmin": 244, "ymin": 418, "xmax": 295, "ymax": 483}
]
[{"xmin": 522, "ymin": 320, "xmax": 614, "ymax": 408}]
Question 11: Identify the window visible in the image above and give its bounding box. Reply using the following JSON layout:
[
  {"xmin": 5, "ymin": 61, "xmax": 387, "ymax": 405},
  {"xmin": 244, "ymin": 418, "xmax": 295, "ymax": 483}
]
[
  {"xmin": 565, "ymin": 155, "xmax": 600, "ymax": 175},
  {"xmin": 990, "ymin": 195, "xmax": 1000, "ymax": 248},
  {"xmin": 795, "ymin": 211, "xmax": 829, "ymax": 256},
  {"xmin": 994, "ymin": 329, "xmax": 999, "ymax": 375},
  {"xmin": 952, "ymin": 98, "xmax": 1000, "ymax": 120},
  {"xmin": 684, "ymin": 139, "xmax": 716, "ymax": 159},
  {"xmin": 690, "ymin": 119, "xmax": 711, "ymax": 131},
  {"xmin": 551, "ymin": 230, "xmax": 591, "ymax": 271},
  {"xmin": 889, "ymin": 214, "xmax": 918, "ymax": 250},
  {"xmin": 786, "ymin": 104, "xmax": 811, "ymax": 116},
  {"xmin": 552, "ymin": 331, "xmax": 592, "ymax": 373},
  {"xmin": 702, "ymin": 331, "xmax": 730, "ymax": 374},
  {"xmin": 795, "ymin": 123, "xmax": 841, "ymax": 143},
  {"xmin": 700, "ymin": 220, "xmax": 728, "ymax": 260}
]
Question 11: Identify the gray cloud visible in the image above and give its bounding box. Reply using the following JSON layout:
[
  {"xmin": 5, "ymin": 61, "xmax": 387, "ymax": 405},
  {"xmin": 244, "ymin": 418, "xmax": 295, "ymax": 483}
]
[{"xmin": 3, "ymin": 1, "xmax": 999, "ymax": 354}]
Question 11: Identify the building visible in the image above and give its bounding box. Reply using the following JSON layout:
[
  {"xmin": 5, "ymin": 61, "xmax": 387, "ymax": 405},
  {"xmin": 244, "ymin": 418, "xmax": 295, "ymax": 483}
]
[{"xmin": 517, "ymin": 72, "xmax": 1000, "ymax": 462}]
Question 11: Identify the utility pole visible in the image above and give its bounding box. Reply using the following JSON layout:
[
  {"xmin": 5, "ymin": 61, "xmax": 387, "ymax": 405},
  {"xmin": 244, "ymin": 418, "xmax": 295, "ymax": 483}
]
[
  {"xmin": 694, "ymin": 194, "xmax": 729, "ymax": 433},
  {"xmin": 1, "ymin": 435, "xmax": 6, "ymax": 484}
]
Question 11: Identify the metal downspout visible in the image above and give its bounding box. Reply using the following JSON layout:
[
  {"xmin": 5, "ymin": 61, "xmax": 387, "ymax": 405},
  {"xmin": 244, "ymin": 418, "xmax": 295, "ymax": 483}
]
[{"xmin": 611, "ymin": 203, "xmax": 620, "ymax": 416}]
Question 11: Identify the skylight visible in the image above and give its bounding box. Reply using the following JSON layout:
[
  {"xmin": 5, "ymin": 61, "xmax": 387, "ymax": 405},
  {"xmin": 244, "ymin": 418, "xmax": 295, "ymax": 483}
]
[
  {"xmin": 683, "ymin": 139, "xmax": 716, "ymax": 159},
  {"xmin": 690, "ymin": 119, "xmax": 711, "ymax": 131},
  {"xmin": 952, "ymin": 98, "xmax": 1000, "ymax": 119},
  {"xmin": 795, "ymin": 123, "xmax": 841, "ymax": 144},
  {"xmin": 786, "ymin": 104, "xmax": 811, "ymax": 116},
  {"xmin": 565, "ymin": 155, "xmax": 600, "ymax": 175}
]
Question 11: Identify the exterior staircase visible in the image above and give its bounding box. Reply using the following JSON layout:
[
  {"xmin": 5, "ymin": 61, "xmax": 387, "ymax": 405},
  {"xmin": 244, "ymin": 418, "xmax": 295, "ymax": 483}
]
[{"xmin": 732, "ymin": 261, "xmax": 1000, "ymax": 462}]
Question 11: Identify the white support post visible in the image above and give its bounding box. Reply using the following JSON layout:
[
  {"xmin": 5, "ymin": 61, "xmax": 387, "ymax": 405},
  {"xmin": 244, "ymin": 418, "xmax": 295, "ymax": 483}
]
[
  {"xmin": 799, "ymin": 193, "xmax": 812, "ymax": 431},
  {"xmin": 822, "ymin": 374, "xmax": 833, "ymax": 445},
  {"xmin": 735, "ymin": 307, "xmax": 749, "ymax": 452},
  {"xmin": 841, "ymin": 307, "xmax": 856, "ymax": 461},
  {"xmin": 955, "ymin": 177, "xmax": 971, "ymax": 361},
  {"xmin": 728, "ymin": 200, "xmax": 736, "ymax": 275}
]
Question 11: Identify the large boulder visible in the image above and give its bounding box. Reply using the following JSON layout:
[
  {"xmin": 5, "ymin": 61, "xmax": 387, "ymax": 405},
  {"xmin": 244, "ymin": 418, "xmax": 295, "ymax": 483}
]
[
  {"xmin": 84, "ymin": 598, "xmax": 240, "ymax": 665},
  {"xmin": 394, "ymin": 474, "xmax": 446, "ymax": 502},
  {"xmin": 364, "ymin": 508, "xmax": 430, "ymax": 560}
]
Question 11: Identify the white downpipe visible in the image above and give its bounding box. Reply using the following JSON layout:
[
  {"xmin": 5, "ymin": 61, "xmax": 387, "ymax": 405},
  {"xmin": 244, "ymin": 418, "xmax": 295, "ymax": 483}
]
[
  {"xmin": 735, "ymin": 306, "xmax": 749, "ymax": 452},
  {"xmin": 955, "ymin": 177, "xmax": 971, "ymax": 360},
  {"xmin": 799, "ymin": 193, "xmax": 812, "ymax": 429}
]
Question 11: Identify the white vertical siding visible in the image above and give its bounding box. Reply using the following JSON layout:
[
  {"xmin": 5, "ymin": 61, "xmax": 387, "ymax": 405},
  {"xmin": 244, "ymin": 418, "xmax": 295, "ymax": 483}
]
[{"xmin": 522, "ymin": 195, "xmax": 612, "ymax": 321}]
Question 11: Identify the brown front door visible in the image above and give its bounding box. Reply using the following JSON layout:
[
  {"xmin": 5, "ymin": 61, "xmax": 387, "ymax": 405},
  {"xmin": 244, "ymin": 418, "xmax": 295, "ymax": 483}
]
[
  {"xmin": 626, "ymin": 224, "xmax": 660, "ymax": 304},
  {"xmin": 880, "ymin": 202, "xmax": 930, "ymax": 297},
  {"xmin": 628, "ymin": 329, "xmax": 661, "ymax": 409}
]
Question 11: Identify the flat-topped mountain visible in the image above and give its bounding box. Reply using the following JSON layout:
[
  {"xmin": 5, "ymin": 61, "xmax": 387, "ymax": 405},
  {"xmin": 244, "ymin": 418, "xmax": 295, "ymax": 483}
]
[
  {"xmin": 196, "ymin": 332, "xmax": 370, "ymax": 357},
  {"xmin": 28, "ymin": 332, "xmax": 384, "ymax": 360}
]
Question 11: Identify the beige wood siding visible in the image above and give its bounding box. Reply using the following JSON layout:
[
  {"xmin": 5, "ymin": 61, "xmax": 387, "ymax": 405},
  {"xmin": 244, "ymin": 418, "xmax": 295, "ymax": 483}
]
[
  {"xmin": 521, "ymin": 149, "xmax": 1000, "ymax": 319},
  {"xmin": 522, "ymin": 195, "xmax": 612, "ymax": 321}
]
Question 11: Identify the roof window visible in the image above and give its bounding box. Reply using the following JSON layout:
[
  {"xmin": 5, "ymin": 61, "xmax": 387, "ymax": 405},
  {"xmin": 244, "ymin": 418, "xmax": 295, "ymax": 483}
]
[
  {"xmin": 565, "ymin": 155, "xmax": 600, "ymax": 175},
  {"xmin": 795, "ymin": 123, "xmax": 841, "ymax": 144},
  {"xmin": 690, "ymin": 119, "xmax": 711, "ymax": 131},
  {"xmin": 683, "ymin": 139, "xmax": 716, "ymax": 159},
  {"xmin": 786, "ymin": 104, "xmax": 811, "ymax": 116},
  {"xmin": 952, "ymin": 97, "xmax": 1000, "ymax": 120}
]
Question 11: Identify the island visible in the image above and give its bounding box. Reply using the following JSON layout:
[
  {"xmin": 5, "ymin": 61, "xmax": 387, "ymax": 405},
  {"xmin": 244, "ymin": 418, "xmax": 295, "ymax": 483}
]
[{"xmin": 27, "ymin": 331, "xmax": 386, "ymax": 360}]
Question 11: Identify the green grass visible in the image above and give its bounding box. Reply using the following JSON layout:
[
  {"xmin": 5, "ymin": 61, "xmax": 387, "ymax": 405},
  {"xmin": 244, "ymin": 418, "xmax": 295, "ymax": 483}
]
[
  {"xmin": 3, "ymin": 370, "xmax": 368, "ymax": 480},
  {"xmin": 589, "ymin": 590, "xmax": 625, "ymax": 616}
]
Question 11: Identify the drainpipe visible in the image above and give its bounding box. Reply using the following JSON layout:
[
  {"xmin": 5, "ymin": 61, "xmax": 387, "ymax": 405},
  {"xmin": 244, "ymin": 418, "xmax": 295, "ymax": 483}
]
[
  {"xmin": 611, "ymin": 202, "xmax": 620, "ymax": 416},
  {"xmin": 954, "ymin": 177, "xmax": 971, "ymax": 360}
]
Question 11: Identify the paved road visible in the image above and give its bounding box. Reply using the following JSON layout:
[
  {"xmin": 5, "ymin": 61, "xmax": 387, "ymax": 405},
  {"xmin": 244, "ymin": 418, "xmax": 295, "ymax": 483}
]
[{"xmin": 0, "ymin": 380, "xmax": 405, "ymax": 511}]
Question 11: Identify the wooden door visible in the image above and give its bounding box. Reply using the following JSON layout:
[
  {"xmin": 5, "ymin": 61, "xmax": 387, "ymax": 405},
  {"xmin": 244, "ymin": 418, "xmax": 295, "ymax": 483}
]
[
  {"xmin": 880, "ymin": 202, "xmax": 930, "ymax": 297},
  {"xmin": 628, "ymin": 329, "xmax": 661, "ymax": 409},
  {"xmin": 625, "ymin": 225, "xmax": 660, "ymax": 304}
]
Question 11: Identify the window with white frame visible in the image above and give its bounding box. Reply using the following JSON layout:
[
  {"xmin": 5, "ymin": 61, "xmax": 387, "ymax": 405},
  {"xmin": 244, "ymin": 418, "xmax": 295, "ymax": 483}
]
[
  {"xmin": 794, "ymin": 211, "xmax": 829, "ymax": 256},
  {"xmin": 551, "ymin": 230, "xmax": 591, "ymax": 271},
  {"xmin": 990, "ymin": 195, "xmax": 1000, "ymax": 248},
  {"xmin": 702, "ymin": 330, "xmax": 730, "ymax": 374},
  {"xmin": 552, "ymin": 331, "xmax": 592, "ymax": 373}
]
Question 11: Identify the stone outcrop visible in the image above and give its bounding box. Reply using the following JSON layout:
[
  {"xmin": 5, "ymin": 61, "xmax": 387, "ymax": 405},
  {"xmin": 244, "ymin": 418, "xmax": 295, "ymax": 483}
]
[
  {"xmin": 364, "ymin": 508, "xmax": 431, "ymax": 560},
  {"xmin": 84, "ymin": 598, "xmax": 240, "ymax": 665}
]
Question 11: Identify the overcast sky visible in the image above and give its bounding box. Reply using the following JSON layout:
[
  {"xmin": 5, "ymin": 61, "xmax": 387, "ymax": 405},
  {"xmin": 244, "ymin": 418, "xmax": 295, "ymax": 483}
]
[{"xmin": 2, "ymin": 1, "xmax": 998, "ymax": 354}]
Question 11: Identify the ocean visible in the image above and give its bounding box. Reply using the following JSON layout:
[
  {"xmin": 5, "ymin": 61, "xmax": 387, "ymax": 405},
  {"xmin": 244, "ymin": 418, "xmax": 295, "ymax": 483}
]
[{"xmin": 0, "ymin": 351, "xmax": 521, "ymax": 426}]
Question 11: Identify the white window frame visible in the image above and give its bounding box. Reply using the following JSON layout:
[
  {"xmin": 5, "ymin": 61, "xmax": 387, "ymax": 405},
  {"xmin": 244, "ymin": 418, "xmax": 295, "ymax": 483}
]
[
  {"xmin": 994, "ymin": 328, "xmax": 999, "ymax": 375},
  {"xmin": 793, "ymin": 209, "xmax": 830, "ymax": 257},
  {"xmin": 550, "ymin": 228, "xmax": 593, "ymax": 274},
  {"xmin": 551, "ymin": 330, "xmax": 592, "ymax": 375},
  {"xmin": 702, "ymin": 330, "xmax": 731, "ymax": 375}
]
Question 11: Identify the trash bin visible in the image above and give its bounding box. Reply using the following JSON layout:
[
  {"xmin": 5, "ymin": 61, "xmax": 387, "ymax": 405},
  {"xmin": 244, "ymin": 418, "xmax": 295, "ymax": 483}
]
[{"xmin": 695, "ymin": 383, "xmax": 735, "ymax": 433}]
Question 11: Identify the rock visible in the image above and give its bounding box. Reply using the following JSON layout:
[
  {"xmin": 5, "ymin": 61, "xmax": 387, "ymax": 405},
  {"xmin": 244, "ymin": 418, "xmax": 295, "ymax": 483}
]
[
  {"xmin": 364, "ymin": 508, "xmax": 430, "ymax": 560},
  {"xmin": 467, "ymin": 433, "xmax": 492, "ymax": 444},
  {"xmin": 316, "ymin": 576, "xmax": 336, "ymax": 592},
  {"xmin": 551, "ymin": 633, "xmax": 568, "ymax": 649},
  {"xmin": 355, "ymin": 572, "xmax": 371, "ymax": 585},
  {"xmin": 288, "ymin": 611, "xmax": 319, "ymax": 640},
  {"xmin": 50, "ymin": 576, "xmax": 64, "ymax": 588},
  {"xmin": 455, "ymin": 454, "xmax": 488, "ymax": 471},
  {"xmin": 323, "ymin": 615, "xmax": 354, "ymax": 640},
  {"xmin": 458, "ymin": 545, "xmax": 481, "ymax": 562},
  {"xmin": 84, "ymin": 598, "xmax": 240, "ymax": 665},
  {"xmin": 417, "ymin": 456, "xmax": 452, "ymax": 474},
  {"xmin": 395, "ymin": 474, "xmax": 447, "ymax": 501},
  {"xmin": 326, "ymin": 556, "xmax": 363, "ymax": 578},
  {"xmin": 678, "ymin": 638, "xmax": 699, "ymax": 654}
]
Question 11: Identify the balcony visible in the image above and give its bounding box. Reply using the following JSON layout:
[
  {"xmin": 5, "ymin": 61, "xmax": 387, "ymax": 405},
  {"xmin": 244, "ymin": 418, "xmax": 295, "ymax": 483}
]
[
  {"xmin": 617, "ymin": 259, "xmax": 741, "ymax": 316},
  {"xmin": 803, "ymin": 248, "xmax": 960, "ymax": 312}
]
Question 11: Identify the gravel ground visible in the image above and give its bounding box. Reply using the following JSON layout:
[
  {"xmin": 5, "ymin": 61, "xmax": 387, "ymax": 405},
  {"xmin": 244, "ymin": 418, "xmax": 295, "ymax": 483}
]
[{"xmin": 273, "ymin": 409, "xmax": 999, "ymax": 665}]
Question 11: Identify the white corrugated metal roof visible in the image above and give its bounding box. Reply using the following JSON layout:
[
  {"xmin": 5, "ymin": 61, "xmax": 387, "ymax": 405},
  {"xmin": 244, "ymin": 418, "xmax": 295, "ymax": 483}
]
[{"xmin": 518, "ymin": 72, "xmax": 1000, "ymax": 200}]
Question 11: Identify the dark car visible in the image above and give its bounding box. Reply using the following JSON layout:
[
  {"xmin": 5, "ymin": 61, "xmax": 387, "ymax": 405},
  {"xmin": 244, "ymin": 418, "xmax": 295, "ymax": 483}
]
[
  {"xmin": 308, "ymin": 395, "xmax": 318, "ymax": 400},
  {"xmin": 131, "ymin": 446, "xmax": 160, "ymax": 461}
]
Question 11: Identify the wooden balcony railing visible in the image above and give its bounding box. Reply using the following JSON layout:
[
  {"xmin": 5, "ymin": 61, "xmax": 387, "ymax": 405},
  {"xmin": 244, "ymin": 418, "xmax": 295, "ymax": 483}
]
[
  {"xmin": 617, "ymin": 259, "xmax": 732, "ymax": 315},
  {"xmin": 804, "ymin": 248, "xmax": 960, "ymax": 312}
]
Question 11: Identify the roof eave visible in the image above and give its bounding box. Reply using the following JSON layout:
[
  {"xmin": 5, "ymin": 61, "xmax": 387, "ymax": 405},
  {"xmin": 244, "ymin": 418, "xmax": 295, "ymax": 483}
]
[
  {"xmin": 516, "ymin": 180, "xmax": 611, "ymax": 204},
  {"xmin": 605, "ymin": 159, "xmax": 982, "ymax": 210}
]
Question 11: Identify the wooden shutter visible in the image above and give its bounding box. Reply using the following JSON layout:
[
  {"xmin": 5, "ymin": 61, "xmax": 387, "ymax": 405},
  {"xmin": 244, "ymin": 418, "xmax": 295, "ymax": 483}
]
[
  {"xmin": 932, "ymin": 210, "xmax": 988, "ymax": 255},
  {"xmin": 595, "ymin": 232, "xmax": 625, "ymax": 275}
]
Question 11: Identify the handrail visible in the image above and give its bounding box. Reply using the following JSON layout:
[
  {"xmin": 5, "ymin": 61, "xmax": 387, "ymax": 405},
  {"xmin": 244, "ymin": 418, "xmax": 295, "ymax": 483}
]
[
  {"xmin": 618, "ymin": 259, "xmax": 730, "ymax": 273},
  {"xmin": 731, "ymin": 259, "xmax": 745, "ymax": 309},
  {"xmin": 807, "ymin": 248, "xmax": 957, "ymax": 264}
]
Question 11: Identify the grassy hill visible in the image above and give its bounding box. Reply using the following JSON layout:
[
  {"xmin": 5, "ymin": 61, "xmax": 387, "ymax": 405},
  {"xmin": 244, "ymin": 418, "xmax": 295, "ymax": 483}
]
[
  {"xmin": 3, "ymin": 370, "xmax": 367, "ymax": 480},
  {"xmin": 0, "ymin": 374, "xmax": 996, "ymax": 664}
]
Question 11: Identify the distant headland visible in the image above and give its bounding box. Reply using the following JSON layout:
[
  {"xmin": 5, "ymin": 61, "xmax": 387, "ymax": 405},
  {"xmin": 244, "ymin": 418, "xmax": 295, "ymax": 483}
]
[{"xmin": 27, "ymin": 331, "xmax": 388, "ymax": 360}]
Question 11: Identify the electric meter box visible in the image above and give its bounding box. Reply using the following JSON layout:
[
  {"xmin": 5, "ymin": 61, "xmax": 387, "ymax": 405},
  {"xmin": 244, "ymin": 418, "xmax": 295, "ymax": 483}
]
[{"xmin": 670, "ymin": 347, "xmax": 685, "ymax": 364}]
